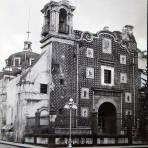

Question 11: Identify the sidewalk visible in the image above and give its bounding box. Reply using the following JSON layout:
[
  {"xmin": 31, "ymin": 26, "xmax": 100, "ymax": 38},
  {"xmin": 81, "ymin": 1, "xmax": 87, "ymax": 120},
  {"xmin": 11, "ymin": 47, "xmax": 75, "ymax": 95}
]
[
  {"xmin": 0, "ymin": 140, "xmax": 46, "ymax": 148},
  {"xmin": 75, "ymin": 146, "xmax": 148, "ymax": 148},
  {"xmin": 0, "ymin": 140, "xmax": 148, "ymax": 148}
]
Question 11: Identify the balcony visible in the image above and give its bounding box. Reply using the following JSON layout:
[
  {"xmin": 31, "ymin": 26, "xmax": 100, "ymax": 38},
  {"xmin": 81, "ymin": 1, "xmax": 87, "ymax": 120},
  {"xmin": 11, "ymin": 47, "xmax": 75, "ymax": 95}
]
[
  {"xmin": 59, "ymin": 23, "xmax": 69, "ymax": 34},
  {"xmin": 41, "ymin": 24, "xmax": 50, "ymax": 36}
]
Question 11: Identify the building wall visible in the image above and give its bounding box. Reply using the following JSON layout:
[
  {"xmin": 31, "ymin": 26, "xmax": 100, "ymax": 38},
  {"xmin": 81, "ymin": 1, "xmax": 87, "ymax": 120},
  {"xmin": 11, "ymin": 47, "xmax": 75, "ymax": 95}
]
[
  {"xmin": 75, "ymin": 32, "xmax": 139, "ymax": 128},
  {"xmin": 14, "ymin": 44, "xmax": 52, "ymax": 142},
  {"xmin": 0, "ymin": 76, "xmax": 12, "ymax": 138},
  {"xmin": 41, "ymin": 30, "xmax": 139, "ymax": 130},
  {"xmin": 0, "ymin": 79, "xmax": 7, "ymax": 138},
  {"xmin": 46, "ymin": 40, "xmax": 77, "ymax": 125},
  {"xmin": 138, "ymin": 51, "xmax": 147, "ymax": 87},
  {"xmin": 0, "ymin": 44, "xmax": 52, "ymax": 141}
]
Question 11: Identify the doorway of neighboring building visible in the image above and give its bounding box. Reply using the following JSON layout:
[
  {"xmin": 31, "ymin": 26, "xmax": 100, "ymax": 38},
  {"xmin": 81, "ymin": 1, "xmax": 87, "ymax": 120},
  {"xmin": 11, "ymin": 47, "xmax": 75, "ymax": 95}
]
[{"xmin": 98, "ymin": 102, "xmax": 117, "ymax": 135}]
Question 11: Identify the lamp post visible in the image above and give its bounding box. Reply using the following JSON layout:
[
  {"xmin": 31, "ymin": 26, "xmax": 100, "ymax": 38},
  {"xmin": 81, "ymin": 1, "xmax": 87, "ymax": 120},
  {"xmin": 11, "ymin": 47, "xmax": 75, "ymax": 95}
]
[
  {"xmin": 64, "ymin": 98, "xmax": 77, "ymax": 148},
  {"xmin": 49, "ymin": 106, "xmax": 56, "ymax": 123}
]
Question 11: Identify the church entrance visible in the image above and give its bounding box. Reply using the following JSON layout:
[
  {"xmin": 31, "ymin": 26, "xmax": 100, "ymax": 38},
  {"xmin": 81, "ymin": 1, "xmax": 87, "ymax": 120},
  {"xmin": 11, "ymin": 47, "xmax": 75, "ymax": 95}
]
[{"xmin": 98, "ymin": 102, "xmax": 117, "ymax": 135}]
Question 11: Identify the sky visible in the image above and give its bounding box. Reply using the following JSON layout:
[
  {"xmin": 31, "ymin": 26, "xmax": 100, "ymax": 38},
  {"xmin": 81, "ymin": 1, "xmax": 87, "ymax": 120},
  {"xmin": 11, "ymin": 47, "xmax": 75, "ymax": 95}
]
[{"xmin": 0, "ymin": 0, "xmax": 147, "ymax": 70}]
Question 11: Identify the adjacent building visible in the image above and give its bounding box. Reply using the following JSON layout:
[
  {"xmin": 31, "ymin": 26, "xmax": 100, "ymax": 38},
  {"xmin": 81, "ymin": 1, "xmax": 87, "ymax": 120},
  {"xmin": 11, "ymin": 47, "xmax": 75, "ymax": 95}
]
[{"xmin": 0, "ymin": 39, "xmax": 40, "ymax": 140}]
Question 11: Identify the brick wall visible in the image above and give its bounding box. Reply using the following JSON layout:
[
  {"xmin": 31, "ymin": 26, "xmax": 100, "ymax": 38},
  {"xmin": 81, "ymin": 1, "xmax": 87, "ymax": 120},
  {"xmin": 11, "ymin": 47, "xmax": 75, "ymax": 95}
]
[
  {"xmin": 50, "ymin": 41, "xmax": 77, "ymax": 126},
  {"xmin": 48, "ymin": 30, "xmax": 139, "ymax": 128},
  {"xmin": 76, "ymin": 32, "xmax": 139, "ymax": 127}
]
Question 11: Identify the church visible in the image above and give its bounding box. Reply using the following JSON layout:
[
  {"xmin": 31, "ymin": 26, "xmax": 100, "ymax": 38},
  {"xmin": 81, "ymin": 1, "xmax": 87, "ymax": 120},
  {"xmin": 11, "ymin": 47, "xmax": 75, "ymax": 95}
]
[
  {"xmin": 40, "ymin": 0, "xmax": 139, "ymax": 133},
  {"xmin": 0, "ymin": 0, "xmax": 146, "ymax": 146},
  {"xmin": 38, "ymin": 0, "xmax": 140, "ymax": 145}
]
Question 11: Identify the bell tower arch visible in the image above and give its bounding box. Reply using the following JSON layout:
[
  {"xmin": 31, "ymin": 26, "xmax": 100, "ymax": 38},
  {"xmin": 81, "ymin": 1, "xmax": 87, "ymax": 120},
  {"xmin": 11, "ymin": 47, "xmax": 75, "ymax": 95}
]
[
  {"xmin": 59, "ymin": 8, "xmax": 68, "ymax": 34},
  {"xmin": 41, "ymin": 0, "xmax": 75, "ymax": 37}
]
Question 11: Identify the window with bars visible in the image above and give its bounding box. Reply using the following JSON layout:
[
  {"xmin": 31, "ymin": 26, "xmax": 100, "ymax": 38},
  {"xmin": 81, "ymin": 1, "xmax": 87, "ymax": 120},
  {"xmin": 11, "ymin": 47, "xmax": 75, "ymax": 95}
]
[
  {"xmin": 40, "ymin": 84, "xmax": 48, "ymax": 94},
  {"xmin": 101, "ymin": 65, "xmax": 114, "ymax": 86},
  {"xmin": 104, "ymin": 69, "xmax": 111, "ymax": 84}
]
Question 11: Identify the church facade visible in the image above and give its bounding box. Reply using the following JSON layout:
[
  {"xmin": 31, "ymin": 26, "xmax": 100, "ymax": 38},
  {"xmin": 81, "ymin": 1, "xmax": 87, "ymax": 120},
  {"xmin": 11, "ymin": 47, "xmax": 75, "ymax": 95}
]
[
  {"xmin": 40, "ymin": 0, "xmax": 139, "ymax": 136},
  {"xmin": 0, "ymin": 0, "xmax": 145, "ymax": 145}
]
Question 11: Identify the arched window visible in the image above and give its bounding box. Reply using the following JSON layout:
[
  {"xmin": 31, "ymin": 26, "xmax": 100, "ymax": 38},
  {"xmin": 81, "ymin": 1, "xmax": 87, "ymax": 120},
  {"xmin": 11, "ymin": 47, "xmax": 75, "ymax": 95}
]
[
  {"xmin": 59, "ymin": 9, "xmax": 69, "ymax": 34},
  {"xmin": 46, "ymin": 10, "xmax": 50, "ymax": 26},
  {"xmin": 42, "ymin": 10, "xmax": 50, "ymax": 36},
  {"xmin": 40, "ymin": 109, "xmax": 49, "ymax": 126},
  {"xmin": 40, "ymin": 109, "xmax": 49, "ymax": 116}
]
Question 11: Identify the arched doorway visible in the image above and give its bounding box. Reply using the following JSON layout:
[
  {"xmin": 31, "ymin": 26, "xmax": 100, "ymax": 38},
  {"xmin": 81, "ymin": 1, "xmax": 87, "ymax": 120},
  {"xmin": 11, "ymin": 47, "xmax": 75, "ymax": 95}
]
[{"xmin": 98, "ymin": 102, "xmax": 117, "ymax": 135}]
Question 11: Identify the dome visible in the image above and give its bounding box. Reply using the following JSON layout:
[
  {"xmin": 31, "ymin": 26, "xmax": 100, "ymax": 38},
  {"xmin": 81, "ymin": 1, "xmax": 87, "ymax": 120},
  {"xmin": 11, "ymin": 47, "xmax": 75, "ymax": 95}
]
[
  {"xmin": 2, "ymin": 38, "xmax": 40, "ymax": 77},
  {"xmin": 3, "ymin": 50, "xmax": 40, "ymax": 76},
  {"xmin": 6, "ymin": 50, "xmax": 40, "ymax": 67}
]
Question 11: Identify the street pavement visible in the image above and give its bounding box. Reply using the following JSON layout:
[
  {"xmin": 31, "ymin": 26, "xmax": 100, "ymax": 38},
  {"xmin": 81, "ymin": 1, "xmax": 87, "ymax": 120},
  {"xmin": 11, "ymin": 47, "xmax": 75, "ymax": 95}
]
[
  {"xmin": 0, "ymin": 140, "xmax": 45, "ymax": 148},
  {"xmin": 1, "ymin": 145, "xmax": 148, "ymax": 148},
  {"xmin": 75, "ymin": 146, "xmax": 148, "ymax": 148},
  {"xmin": 0, "ymin": 140, "xmax": 148, "ymax": 148},
  {"xmin": 0, "ymin": 144, "xmax": 19, "ymax": 148}
]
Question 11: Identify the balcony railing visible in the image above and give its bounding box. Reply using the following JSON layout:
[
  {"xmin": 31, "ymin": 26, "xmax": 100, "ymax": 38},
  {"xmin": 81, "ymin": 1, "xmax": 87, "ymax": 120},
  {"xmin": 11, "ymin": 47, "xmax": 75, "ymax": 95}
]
[
  {"xmin": 41, "ymin": 24, "xmax": 50, "ymax": 36},
  {"xmin": 59, "ymin": 23, "xmax": 69, "ymax": 34}
]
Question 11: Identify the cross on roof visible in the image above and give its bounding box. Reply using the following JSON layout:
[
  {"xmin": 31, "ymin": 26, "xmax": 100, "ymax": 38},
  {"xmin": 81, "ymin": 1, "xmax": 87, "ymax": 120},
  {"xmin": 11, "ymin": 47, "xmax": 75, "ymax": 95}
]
[
  {"xmin": 26, "ymin": 30, "xmax": 31, "ymax": 40},
  {"xmin": 26, "ymin": 8, "xmax": 31, "ymax": 40}
]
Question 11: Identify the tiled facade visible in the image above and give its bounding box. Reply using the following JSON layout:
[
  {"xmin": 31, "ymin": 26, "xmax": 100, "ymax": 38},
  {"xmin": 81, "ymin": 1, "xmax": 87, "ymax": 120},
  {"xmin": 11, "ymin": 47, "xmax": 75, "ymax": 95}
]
[
  {"xmin": 40, "ymin": 0, "xmax": 139, "ymax": 134},
  {"xmin": 74, "ymin": 32, "xmax": 138, "ymax": 128},
  {"xmin": 51, "ymin": 41, "xmax": 77, "ymax": 115}
]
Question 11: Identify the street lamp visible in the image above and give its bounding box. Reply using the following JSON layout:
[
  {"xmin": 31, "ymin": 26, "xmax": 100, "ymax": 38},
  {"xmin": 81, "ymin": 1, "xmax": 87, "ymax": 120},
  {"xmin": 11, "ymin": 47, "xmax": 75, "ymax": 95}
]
[
  {"xmin": 49, "ymin": 106, "xmax": 56, "ymax": 123},
  {"xmin": 64, "ymin": 98, "xmax": 77, "ymax": 148}
]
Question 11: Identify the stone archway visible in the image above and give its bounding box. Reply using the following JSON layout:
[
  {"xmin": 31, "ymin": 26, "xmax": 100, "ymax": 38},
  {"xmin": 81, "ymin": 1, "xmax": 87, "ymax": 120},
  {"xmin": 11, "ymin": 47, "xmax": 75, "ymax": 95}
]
[{"xmin": 98, "ymin": 102, "xmax": 117, "ymax": 135}]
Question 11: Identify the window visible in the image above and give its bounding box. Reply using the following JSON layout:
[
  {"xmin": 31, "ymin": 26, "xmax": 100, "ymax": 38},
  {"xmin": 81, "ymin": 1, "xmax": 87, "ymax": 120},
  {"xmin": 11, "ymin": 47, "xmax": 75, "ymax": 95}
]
[
  {"xmin": 101, "ymin": 65, "xmax": 114, "ymax": 86},
  {"xmin": 120, "ymin": 55, "xmax": 126, "ymax": 64},
  {"xmin": 86, "ymin": 67, "xmax": 94, "ymax": 79},
  {"xmin": 102, "ymin": 38, "xmax": 112, "ymax": 54},
  {"xmin": 81, "ymin": 107, "xmax": 89, "ymax": 117},
  {"xmin": 84, "ymin": 91, "xmax": 87, "ymax": 97},
  {"xmin": 104, "ymin": 70, "xmax": 111, "ymax": 84},
  {"xmin": 86, "ymin": 48, "xmax": 94, "ymax": 58},
  {"xmin": 14, "ymin": 57, "xmax": 20, "ymax": 66},
  {"xmin": 30, "ymin": 58, "xmax": 35, "ymax": 65},
  {"xmin": 125, "ymin": 92, "xmax": 132, "ymax": 103},
  {"xmin": 59, "ymin": 9, "xmax": 68, "ymax": 34},
  {"xmin": 60, "ymin": 79, "xmax": 65, "ymax": 85},
  {"xmin": 81, "ymin": 88, "xmax": 89, "ymax": 99},
  {"xmin": 120, "ymin": 73, "xmax": 127, "ymax": 83},
  {"xmin": 40, "ymin": 84, "xmax": 48, "ymax": 94}
]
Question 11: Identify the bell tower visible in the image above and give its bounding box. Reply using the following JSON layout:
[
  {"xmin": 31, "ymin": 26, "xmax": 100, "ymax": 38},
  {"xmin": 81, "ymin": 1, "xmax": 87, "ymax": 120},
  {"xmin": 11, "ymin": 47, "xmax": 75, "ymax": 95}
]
[
  {"xmin": 41, "ymin": 0, "xmax": 75, "ymax": 37},
  {"xmin": 40, "ymin": 0, "xmax": 77, "ymax": 122}
]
